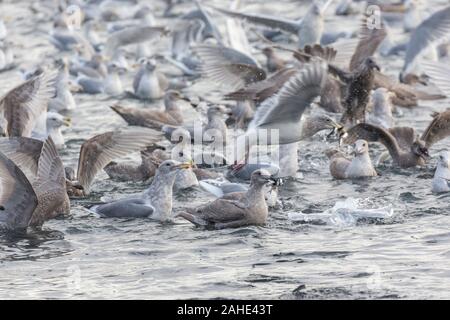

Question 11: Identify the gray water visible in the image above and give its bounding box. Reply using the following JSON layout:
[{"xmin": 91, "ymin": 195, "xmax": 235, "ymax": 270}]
[{"xmin": 1, "ymin": 0, "xmax": 450, "ymax": 299}]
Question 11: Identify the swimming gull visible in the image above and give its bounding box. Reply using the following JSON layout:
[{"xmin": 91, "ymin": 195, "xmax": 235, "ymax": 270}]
[
  {"xmin": 129, "ymin": 57, "xmax": 169, "ymax": 100},
  {"xmin": 111, "ymin": 91, "xmax": 188, "ymax": 130},
  {"xmin": 178, "ymin": 169, "xmax": 279, "ymax": 229},
  {"xmin": 339, "ymin": 111, "xmax": 450, "ymax": 168},
  {"xmin": 91, "ymin": 160, "xmax": 191, "ymax": 221},
  {"xmin": 326, "ymin": 139, "xmax": 377, "ymax": 179},
  {"xmin": 432, "ymin": 151, "xmax": 450, "ymax": 193},
  {"xmin": 68, "ymin": 126, "xmax": 163, "ymax": 196}
]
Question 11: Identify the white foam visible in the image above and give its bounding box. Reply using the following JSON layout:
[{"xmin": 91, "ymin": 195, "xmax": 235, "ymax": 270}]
[{"xmin": 288, "ymin": 198, "xmax": 395, "ymax": 227}]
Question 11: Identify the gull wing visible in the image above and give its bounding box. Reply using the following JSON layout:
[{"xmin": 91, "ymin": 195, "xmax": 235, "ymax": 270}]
[
  {"xmin": 207, "ymin": 5, "xmax": 301, "ymax": 35},
  {"xmin": 254, "ymin": 61, "xmax": 328, "ymax": 128},
  {"xmin": 1, "ymin": 70, "xmax": 56, "ymax": 138},
  {"xmin": 77, "ymin": 127, "xmax": 163, "ymax": 193},
  {"xmin": 0, "ymin": 151, "xmax": 37, "ymax": 231},
  {"xmin": 403, "ymin": 5, "xmax": 450, "ymax": 73},
  {"xmin": 421, "ymin": 110, "xmax": 450, "ymax": 148}
]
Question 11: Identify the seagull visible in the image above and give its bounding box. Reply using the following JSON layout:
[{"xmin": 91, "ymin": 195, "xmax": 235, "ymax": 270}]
[
  {"xmin": 340, "ymin": 109, "xmax": 450, "ymax": 168},
  {"xmin": 432, "ymin": 151, "xmax": 450, "ymax": 193},
  {"xmin": 103, "ymin": 26, "xmax": 169, "ymax": 58},
  {"xmin": 64, "ymin": 127, "xmax": 164, "ymax": 196},
  {"xmin": 32, "ymin": 112, "xmax": 71, "ymax": 149},
  {"xmin": 90, "ymin": 160, "xmax": 191, "ymax": 221},
  {"xmin": 111, "ymin": 91, "xmax": 187, "ymax": 129},
  {"xmin": 178, "ymin": 169, "xmax": 279, "ymax": 229},
  {"xmin": 76, "ymin": 62, "xmax": 125, "ymax": 95},
  {"xmin": 130, "ymin": 58, "xmax": 168, "ymax": 100},
  {"xmin": 235, "ymin": 61, "xmax": 340, "ymax": 163},
  {"xmin": 0, "ymin": 70, "xmax": 56, "ymax": 138},
  {"xmin": 48, "ymin": 58, "xmax": 77, "ymax": 112},
  {"xmin": 194, "ymin": 44, "xmax": 266, "ymax": 92},
  {"xmin": 329, "ymin": 56, "xmax": 381, "ymax": 125},
  {"xmin": 326, "ymin": 139, "xmax": 377, "ymax": 179},
  {"xmin": 0, "ymin": 137, "xmax": 68, "ymax": 232},
  {"xmin": 400, "ymin": 5, "xmax": 450, "ymax": 81},
  {"xmin": 366, "ymin": 88, "xmax": 395, "ymax": 129},
  {"xmin": 207, "ymin": 0, "xmax": 333, "ymax": 49},
  {"xmin": 104, "ymin": 145, "xmax": 165, "ymax": 183}
]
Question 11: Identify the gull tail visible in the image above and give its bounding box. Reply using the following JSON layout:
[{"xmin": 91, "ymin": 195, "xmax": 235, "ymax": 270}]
[{"xmin": 177, "ymin": 212, "xmax": 208, "ymax": 227}]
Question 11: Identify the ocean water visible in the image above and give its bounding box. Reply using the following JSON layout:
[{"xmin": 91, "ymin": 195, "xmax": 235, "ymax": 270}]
[{"xmin": 1, "ymin": 0, "xmax": 450, "ymax": 299}]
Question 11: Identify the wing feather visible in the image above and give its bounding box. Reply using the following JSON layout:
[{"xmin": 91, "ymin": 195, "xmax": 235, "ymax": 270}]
[
  {"xmin": 77, "ymin": 127, "xmax": 163, "ymax": 193},
  {"xmin": 0, "ymin": 152, "xmax": 37, "ymax": 231},
  {"xmin": 255, "ymin": 61, "xmax": 327, "ymax": 127},
  {"xmin": 2, "ymin": 70, "xmax": 57, "ymax": 138}
]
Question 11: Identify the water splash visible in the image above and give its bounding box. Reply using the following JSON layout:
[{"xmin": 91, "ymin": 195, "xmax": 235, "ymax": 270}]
[{"xmin": 288, "ymin": 198, "xmax": 395, "ymax": 227}]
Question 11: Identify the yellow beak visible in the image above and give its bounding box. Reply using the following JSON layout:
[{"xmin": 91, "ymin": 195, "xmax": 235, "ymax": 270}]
[{"xmin": 63, "ymin": 117, "xmax": 72, "ymax": 127}]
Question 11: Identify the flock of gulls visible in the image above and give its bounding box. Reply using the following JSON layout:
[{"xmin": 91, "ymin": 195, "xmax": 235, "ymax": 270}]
[{"xmin": 0, "ymin": 0, "xmax": 450, "ymax": 233}]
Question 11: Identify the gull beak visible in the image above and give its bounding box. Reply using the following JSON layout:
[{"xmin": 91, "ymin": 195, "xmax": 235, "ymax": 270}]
[
  {"xmin": 327, "ymin": 122, "xmax": 345, "ymax": 139},
  {"xmin": 355, "ymin": 147, "xmax": 365, "ymax": 155},
  {"xmin": 173, "ymin": 162, "xmax": 192, "ymax": 171},
  {"xmin": 63, "ymin": 117, "xmax": 72, "ymax": 127},
  {"xmin": 269, "ymin": 176, "xmax": 284, "ymax": 187},
  {"xmin": 422, "ymin": 149, "xmax": 430, "ymax": 160}
]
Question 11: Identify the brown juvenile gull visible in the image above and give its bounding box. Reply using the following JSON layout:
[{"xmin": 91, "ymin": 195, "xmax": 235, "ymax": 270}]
[
  {"xmin": 328, "ymin": 56, "xmax": 381, "ymax": 125},
  {"xmin": 339, "ymin": 111, "xmax": 450, "ymax": 168},
  {"xmin": 104, "ymin": 145, "xmax": 165, "ymax": 182},
  {"xmin": 0, "ymin": 137, "xmax": 68, "ymax": 232},
  {"xmin": 194, "ymin": 44, "xmax": 266, "ymax": 92},
  {"xmin": 0, "ymin": 70, "xmax": 56, "ymax": 138},
  {"xmin": 65, "ymin": 127, "xmax": 163, "ymax": 196},
  {"xmin": 225, "ymin": 67, "xmax": 297, "ymax": 103},
  {"xmin": 326, "ymin": 139, "xmax": 377, "ymax": 180},
  {"xmin": 178, "ymin": 169, "xmax": 278, "ymax": 229},
  {"xmin": 162, "ymin": 105, "xmax": 229, "ymax": 144},
  {"xmin": 111, "ymin": 91, "xmax": 187, "ymax": 130},
  {"xmin": 262, "ymin": 47, "xmax": 287, "ymax": 73},
  {"xmin": 90, "ymin": 160, "xmax": 191, "ymax": 221}
]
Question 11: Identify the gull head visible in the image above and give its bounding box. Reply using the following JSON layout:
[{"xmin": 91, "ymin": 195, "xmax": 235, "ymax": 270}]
[
  {"xmin": 412, "ymin": 140, "xmax": 430, "ymax": 160},
  {"xmin": 251, "ymin": 169, "xmax": 280, "ymax": 188},
  {"xmin": 107, "ymin": 62, "xmax": 126, "ymax": 75},
  {"xmin": 354, "ymin": 140, "xmax": 369, "ymax": 156},
  {"xmin": 165, "ymin": 90, "xmax": 187, "ymax": 102},
  {"xmin": 47, "ymin": 112, "xmax": 71, "ymax": 129},
  {"xmin": 437, "ymin": 151, "xmax": 450, "ymax": 169},
  {"xmin": 157, "ymin": 160, "xmax": 191, "ymax": 177},
  {"xmin": 364, "ymin": 57, "xmax": 381, "ymax": 71},
  {"xmin": 310, "ymin": 114, "xmax": 343, "ymax": 139}
]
